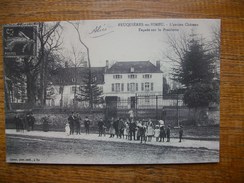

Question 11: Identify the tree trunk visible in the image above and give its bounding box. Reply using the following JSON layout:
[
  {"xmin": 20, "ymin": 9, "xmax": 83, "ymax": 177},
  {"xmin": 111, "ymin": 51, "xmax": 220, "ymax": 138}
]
[{"xmin": 26, "ymin": 72, "xmax": 36, "ymax": 106}]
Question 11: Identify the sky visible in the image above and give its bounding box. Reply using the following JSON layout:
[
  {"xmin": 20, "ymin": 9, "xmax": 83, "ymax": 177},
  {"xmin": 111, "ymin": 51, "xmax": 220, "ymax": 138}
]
[{"xmin": 54, "ymin": 19, "xmax": 220, "ymax": 77}]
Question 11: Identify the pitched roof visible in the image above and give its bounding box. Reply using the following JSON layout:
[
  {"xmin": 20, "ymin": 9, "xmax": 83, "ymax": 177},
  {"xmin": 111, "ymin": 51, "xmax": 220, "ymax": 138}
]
[
  {"xmin": 106, "ymin": 61, "xmax": 162, "ymax": 74},
  {"xmin": 50, "ymin": 67, "xmax": 105, "ymax": 85}
]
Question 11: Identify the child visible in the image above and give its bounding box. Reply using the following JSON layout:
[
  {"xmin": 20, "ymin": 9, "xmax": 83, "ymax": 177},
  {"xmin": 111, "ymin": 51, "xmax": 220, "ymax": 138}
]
[
  {"xmin": 154, "ymin": 125, "xmax": 160, "ymax": 142},
  {"xmin": 65, "ymin": 123, "xmax": 70, "ymax": 136},
  {"xmin": 124, "ymin": 122, "xmax": 129, "ymax": 139}
]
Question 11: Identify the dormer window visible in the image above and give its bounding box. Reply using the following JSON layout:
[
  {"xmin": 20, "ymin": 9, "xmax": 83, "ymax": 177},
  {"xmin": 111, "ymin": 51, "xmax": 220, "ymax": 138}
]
[
  {"xmin": 113, "ymin": 75, "xmax": 122, "ymax": 79},
  {"xmin": 128, "ymin": 74, "xmax": 137, "ymax": 79},
  {"xmin": 143, "ymin": 74, "xmax": 152, "ymax": 79},
  {"xmin": 130, "ymin": 67, "xmax": 134, "ymax": 73}
]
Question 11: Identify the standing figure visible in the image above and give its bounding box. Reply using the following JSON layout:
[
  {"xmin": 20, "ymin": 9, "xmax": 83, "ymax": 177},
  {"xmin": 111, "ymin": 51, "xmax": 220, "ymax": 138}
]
[
  {"xmin": 75, "ymin": 113, "xmax": 81, "ymax": 135},
  {"xmin": 42, "ymin": 116, "xmax": 49, "ymax": 132},
  {"xmin": 114, "ymin": 118, "xmax": 119, "ymax": 138},
  {"xmin": 138, "ymin": 121, "xmax": 146, "ymax": 143},
  {"xmin": 109, "ymin": 118, "xmax": 115, "ymax": 138},
  {"xmin": 26, "ymin": 112, "xmax": 35, "ymax": 131},
  {"xmin": 84, "ymin": 116, "xmax": 91, "ymax": 134},
  {"xmin": 124, "ymin": 122, "xmax": 129, "ymax": 139},
  {"xmin": 154, "ymin": 125, "xmax": 160, "ymax": 142},
  {"xmin": 146, "ymin": 119, "xmax": 154, "ymax": 142},
  {"xmin": 179, "ymin": 125, "xmax": 183, "ymax": 142},
  {"xmin": 129, "ymin": 120, "xmax": 136, "ymax": 140},
  {"xmin": 14, "ymin": 114, "xmax": 21, "ymax": 132},
  {"xmin": 166, "ymin": 125, "xmax": 171, "ymax": 142},
  {"xmin": 98, "ymin": 118, "xmax": 104, "ymax": 137},
  {"xmin": 118, "ymin": 118, "xmax": 125, "ymax": 138},
  {"xmin": 128, "ymin": 109, "xmax": 134, "ymax": 122},
  {"xmin": 159, "ymin": 124, "xmax": 166, "ymax": 142},
  {"xmin": 65, "ymin": 123, "xmax": 70, "ymax": 136},
  {"xmin": 68, "ymin": 112, "xmax": 75, "ymax": 135}
]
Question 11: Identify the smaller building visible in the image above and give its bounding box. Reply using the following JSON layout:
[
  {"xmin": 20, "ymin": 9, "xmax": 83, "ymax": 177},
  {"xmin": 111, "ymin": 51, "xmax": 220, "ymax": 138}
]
[{"xmin": 46, "ymin": 67, "xmax": 105, "ymax": 108}]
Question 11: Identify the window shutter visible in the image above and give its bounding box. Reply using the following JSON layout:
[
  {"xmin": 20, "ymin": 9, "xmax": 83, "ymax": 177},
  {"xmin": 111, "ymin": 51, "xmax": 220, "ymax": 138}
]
[
  {"xmin": 112, "ymin": 84, "xmax": 114, "ymax": 92},
  {"xmin": 151, "ymin": 83, "xmax": 154, "ymax": 91}
]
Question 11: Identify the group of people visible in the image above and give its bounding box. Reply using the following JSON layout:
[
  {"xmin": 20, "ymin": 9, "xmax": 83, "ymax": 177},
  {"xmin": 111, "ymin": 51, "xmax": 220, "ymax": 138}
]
[
  {"xmin": 66, "ymin": 112, "xmax": 91, "ymax": 135},
  {"xmin": 65, "ymin": 113, "xmax": 184, "ymax": 143},
  {"xmin": 14, "ymin": 112, "xmax": 35, "ymax": 132},
  {"xmin": 104, "ymin": 118, "xmax": 183, "ymax": 143}
]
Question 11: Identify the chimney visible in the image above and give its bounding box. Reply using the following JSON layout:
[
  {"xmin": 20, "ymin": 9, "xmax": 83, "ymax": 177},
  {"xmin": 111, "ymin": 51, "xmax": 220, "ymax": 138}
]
[
  {"xmin": 105, "ymin": 60, "xmax": 109, "ymax": 72},
  {"xmin": 156, "ymin": 61, "xmax": 160, "ymax": 70}
]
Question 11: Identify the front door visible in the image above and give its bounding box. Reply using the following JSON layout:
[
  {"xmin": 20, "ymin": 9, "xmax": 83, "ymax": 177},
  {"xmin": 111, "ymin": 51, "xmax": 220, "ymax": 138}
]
[
  {"xmin": 105, "ymin": 96, "xmax": 118, "ymax": 119},
  {"xmin": 130, "ymin": 97, "xmax": 136, "ymax": 109}
]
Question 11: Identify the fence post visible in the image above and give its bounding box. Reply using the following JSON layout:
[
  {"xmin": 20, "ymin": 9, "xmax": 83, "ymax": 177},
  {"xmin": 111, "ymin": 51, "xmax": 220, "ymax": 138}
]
[
  {"xmin": 135, "ymin": 93, "xmax": 137, "ymax": 119},
  {"xmin": 156, "ymin": 95, "xmax": 158, "ymax": 120},
  {"xmin": 177, "ymin": 89, "xmax": 179, "ymax": 127}
]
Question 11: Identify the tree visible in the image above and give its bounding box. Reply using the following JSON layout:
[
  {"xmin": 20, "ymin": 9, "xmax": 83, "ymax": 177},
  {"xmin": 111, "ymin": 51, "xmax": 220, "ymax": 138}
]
[
  {"xmin": 68, "ymin": 21, "xmax": 94, "ymax": 109},
  {"xmin": 37, "ymin": 22, "xmax": 62, "ymax": 106},
  {"xmin": 76, "ymin": 70, "xmax": 103, "ymax": 107},
  {"xmin": 166, "ymin": 32, "xmax": 219, "ymax": 125}
]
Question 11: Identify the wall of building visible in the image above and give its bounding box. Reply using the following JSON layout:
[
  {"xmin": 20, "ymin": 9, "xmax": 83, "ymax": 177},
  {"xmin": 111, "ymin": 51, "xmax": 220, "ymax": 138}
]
[{"xmin": 103, "ymin": 73, "xmax": 163, "ymax": 99}]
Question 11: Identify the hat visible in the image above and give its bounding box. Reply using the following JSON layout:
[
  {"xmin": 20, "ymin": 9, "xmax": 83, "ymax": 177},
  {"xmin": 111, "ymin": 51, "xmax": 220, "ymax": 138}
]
[{"xmin": 159, "ymin": 120, "xmax": 165, "ymax": 127}]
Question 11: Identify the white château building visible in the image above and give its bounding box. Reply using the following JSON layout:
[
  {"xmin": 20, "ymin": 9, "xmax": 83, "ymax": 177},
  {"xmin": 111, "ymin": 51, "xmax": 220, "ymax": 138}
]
[
  {"xmin": 46, "ymin": 60, "xmax": 181, "ymax": 109},
  {"xmin": 103, "ymin": 61, "xmax": 163, "ymax": 109}
]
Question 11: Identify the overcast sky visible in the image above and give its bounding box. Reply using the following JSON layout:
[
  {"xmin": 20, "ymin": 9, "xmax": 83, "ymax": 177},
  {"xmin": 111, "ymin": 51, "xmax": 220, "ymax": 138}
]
[{"xmin": 57, "ymin": 19, "xmax": 220, "ymax": 77}]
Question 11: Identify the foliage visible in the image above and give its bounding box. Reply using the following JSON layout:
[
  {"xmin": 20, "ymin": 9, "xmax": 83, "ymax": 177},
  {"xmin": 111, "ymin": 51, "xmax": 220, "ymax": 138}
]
[
  {"xmin": 76, "ymin": 70, "xmax": 103, "ymax": 106},
  {"xmin": 170, "ymin": 36, "xmax": 219, "ymax": 108}
]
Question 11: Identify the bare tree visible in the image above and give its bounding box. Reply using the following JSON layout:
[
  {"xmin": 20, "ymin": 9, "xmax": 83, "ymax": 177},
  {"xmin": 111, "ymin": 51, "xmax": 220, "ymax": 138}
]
[
  {"xmin": 38, "ymin": 22, "xmax": 63, "ymax": 106},
  {"xmin": 68, "ymin": 21, "xmax": 93, "ymax": 109}
]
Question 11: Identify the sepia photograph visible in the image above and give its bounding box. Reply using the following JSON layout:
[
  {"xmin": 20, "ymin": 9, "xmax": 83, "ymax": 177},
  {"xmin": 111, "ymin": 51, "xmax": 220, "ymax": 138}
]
[{"xmin": 3, "ymin": 19, "xmax": 220, "ymax": 164}]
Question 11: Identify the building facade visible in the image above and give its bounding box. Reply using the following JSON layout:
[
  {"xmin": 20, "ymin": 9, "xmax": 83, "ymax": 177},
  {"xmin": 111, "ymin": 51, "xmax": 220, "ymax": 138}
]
[
  {"xmin": 103, "ymin": 61, "xmax": 164, "ymax": 109},
  {"xmin": 45, "ymin": 60, "xmax": 182, "ymax": 109}
]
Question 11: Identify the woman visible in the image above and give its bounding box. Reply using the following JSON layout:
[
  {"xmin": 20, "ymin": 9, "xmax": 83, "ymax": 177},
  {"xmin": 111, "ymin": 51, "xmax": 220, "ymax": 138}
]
[
  {"xmin": 146, "ymin": 119, "xmax": 154, "ymax": 142},
  {"xmin": 109, "ymin": 118, "xmax": 115, "ymax": 138}
]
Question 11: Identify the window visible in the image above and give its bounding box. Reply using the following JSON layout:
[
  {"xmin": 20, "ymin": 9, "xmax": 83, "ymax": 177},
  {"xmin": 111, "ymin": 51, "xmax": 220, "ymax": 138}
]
[
  {"xmin": 145, "ymin": 82, "xmax": 150, "ymax": 91},
  {"xmin": 112, "ymin": 84, "xmax": 114, "ymax": 92},
  {"xmin": 143, "ymin": 74, "xmax": 152, "ymax": 79},
  {"xmin": 151, "ymin": 83, "xmax": 154, "ymax": 91},
  {"xmin": 121, "ymin": 83, "xmax": 124, "ymax": 91},
  {"xmin": 128, "ymin": 74, "xmax": 137, "ymax": 79},
  {"xmin": 71, "ymin": 86, "xmax": 76, "ymax": 93},
  {"xmin": 115, "ymin": 83, "xmax": 120, "ymax": 92},
  {"xmin": 141, "ymin": 83, "xmax": 144, "ymax": 91},
  {"xmin": 127, "ymin": 83, "xmax": 130, "ymax": 91},
  {"xmin": 136, "ymin": 83, "xmax": 138, "ymax": 91},
  {"xmin": 130, "ymin": 67, "xmax": 134, "ymax": 73},
  {"xmin": 113, "ymin": 75, "xmax": 122, "ymax": 79}
]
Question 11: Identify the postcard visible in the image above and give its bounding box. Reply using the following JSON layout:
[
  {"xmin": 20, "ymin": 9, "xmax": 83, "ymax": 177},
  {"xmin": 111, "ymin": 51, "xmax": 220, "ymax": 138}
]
[{"xmin": 3, "ymin": 19, "xmax": 220, "ymax": 164}]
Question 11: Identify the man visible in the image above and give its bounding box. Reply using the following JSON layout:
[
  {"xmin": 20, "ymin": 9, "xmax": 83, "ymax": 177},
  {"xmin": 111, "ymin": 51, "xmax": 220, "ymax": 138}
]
[
  {"xmin": 14, "ymin": 114, "xmax": 22, "ymax": 132},
  {"xmin": 128, "ymin": 109, "xmax": 134, "ymax": 122},
  {"xmin": 118, "ymin": 118, "xmax": 125, "ymax": 138},
  {"xmin": 29, "ymin": 112, "xmax": 35, "ymax": 131},
  {"xmin": 75, "ymin": 113, "xmax": 81, "ymax": 135},
  {"xmin": 98, "ymin": 118, "xmax": 104, "ymax": 137},
  {"xmin": 129, "ymin": 120, "xmax": 136, "ymax": 140},
  {"xmin": 84, "ymin": 116, "xmax": 90, "ymax": 134},
  {"xmin": 68, "ymin": 112, "xmax": 75, "ymax": 135},
  {"xmin": 166, "ymin": 125, "xmax": 171, "ymax": 142},
  {"xmin": 179, "ymin": 125, "xmax": 183, "ymax": 142}
]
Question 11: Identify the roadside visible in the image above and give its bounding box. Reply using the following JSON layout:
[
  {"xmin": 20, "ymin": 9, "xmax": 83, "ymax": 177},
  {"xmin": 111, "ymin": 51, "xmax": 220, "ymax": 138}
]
[{"xmin": 6, "ymin": 129, "xmax": 219, "ymax": 150}]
